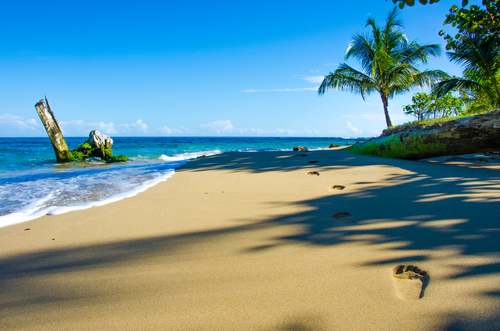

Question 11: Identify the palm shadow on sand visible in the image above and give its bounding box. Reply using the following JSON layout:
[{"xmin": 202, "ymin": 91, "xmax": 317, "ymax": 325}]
[{"xmin": 1, "ymin": 150, "xmax": 500, "ymax": 329}]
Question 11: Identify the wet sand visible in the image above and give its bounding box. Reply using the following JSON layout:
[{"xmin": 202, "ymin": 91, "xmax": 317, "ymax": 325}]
[{"xmin": 1, "ymin": 149, "xmax": 500, "ymax": 330}]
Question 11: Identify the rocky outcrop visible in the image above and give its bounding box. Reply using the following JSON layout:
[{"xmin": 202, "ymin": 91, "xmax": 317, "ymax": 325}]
[
  {"xmin": 345, "ymin": 109, "xmax": 500, "ymax": 160},
  {"xmin": 293, "ymin": 146, "xmax": 308, "ymax": 152},
  {"xmin": 86, "ymin": 130, "xmax": 113, "ymax": 149},
  {"xmin": 34, "ymin": 96, "xmax": 129, "ymax": 163},
  {"xmin": 71, "ymin": 131, "xmax": 129, "ymax": 163}
]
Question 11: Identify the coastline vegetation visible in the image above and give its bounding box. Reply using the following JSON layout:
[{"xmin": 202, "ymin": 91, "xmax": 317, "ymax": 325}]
[
  {"xmin": 318, "ymin": 8, "xmax": 447, "ymax": 128},
  {"xmin": 344, "ymin": 0, "xmax": 500, "ymax": 159},
  {"xmin": 324, "ymin": 0, "xmax": 499, "ymax": 135},
  {"xmin": 397, "ymin": 0, "xmax": 499, "ymax": 125}
]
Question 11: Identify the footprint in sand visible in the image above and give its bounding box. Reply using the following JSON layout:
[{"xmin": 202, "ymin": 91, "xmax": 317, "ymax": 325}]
[
  {"xmin": 392, "ymin": 265, "xmax": 429, "ymax": 300},
  {"xmin": 307, "ymin": 171, "xmax": 319, "ymax": 176},
  {"xmin": 330, "ymin": 185, "xmax": 345, "ymax": 191},
  {"xmin": 332, "ymin": 212, "xmax": 357, "ymax": 223},
  {"xmin": 308, "ymin": 160, "xmax": 319, "ymax": 164}
]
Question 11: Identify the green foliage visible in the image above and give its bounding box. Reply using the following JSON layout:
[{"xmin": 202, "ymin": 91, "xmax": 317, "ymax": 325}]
[
  {"xmin": 78, "ymin": 142, "xmax": 92, "ymax": 150},
  {"xmin": 70, "ymin": 142, "xmax": 114, "ymax": 161},
  {"xmin": 106, "ymin": 155, "xmax": 130, "ymax": 163},
  {"xmin": 432, "ymin": 32, "xmax": 500, "ymax": 110},
  {"xmin": 391, "ymin": 0, "xmax": 499, "ymax": 49},
  {"xmin": 440, "ymin": 1, "xmax": 500, "ymax": 51},
  {"xmin": 318, "ymin": 8, "xmax": 447, "ymax": 128},
  {"xmin": 403, "ymin": 92, "xmax": 464, "ymax": 120},
  {"xmin": 390, "ymin": 0, "xmax": 441, "ymax": 9},
  {"xmin": 345, "ymin": 133, "xmax": 450, "ymax": 160},
  {"xmin": 394, "ymin": 0, "xmax": 500, "ymax": 110},
  {"xmin": 403, "ymin": 92, "xmax": 432, "ymax": 121},
  {"xmin": 71, "ymin": 150, "xmax": 85, "ymax": 161}
]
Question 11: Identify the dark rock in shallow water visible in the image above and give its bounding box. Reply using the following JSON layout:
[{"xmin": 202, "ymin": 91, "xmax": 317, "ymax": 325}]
[
  {"xmin": 293, "ymin": 146, "xmax": 308, "ymax": 152},
  {"xmin": 107, "ymin": 155, "xmax": 130, "ymax": 163},
  {"xmin": 329, "ymin": 143, "xmax": 340, "ymax": 148}
]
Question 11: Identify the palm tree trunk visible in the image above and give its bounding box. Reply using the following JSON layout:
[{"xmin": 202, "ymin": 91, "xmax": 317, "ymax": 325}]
[{"xmin": 380, "ymin": 94, "xmax": 393, "ymax": 127}]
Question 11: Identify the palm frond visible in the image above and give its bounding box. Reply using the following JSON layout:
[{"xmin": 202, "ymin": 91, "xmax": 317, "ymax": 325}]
[
  {"xmin": 319, "ymin": 7, "xmax": 444, "ymax": 127},
  {"xmin": 401, "ymin": 42, "xmax": 442, "ymax": 65},
  {"xmin": 345, "ymin": 34, "xmax": 375, "ymax": 75},
  {"xmin": 432, "ymin": 78, "xmax": 498, "ymax": 107},
  {"xmin": 318, "ymin": 64, "xmax": 377, "ymax": 100}
]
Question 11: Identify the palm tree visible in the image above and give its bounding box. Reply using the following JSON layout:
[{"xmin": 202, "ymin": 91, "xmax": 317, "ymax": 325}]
[
  {"xmin": 319, "ymin": 8, "xmax": 448, "ymax": 128},
  {"xmin": 432, "ymin": 32, "xmax": 500, "ymax": 113}
]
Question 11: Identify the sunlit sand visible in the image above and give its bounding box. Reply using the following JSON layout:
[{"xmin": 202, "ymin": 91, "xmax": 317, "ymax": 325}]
[{"xmin": 1, "ymin": 149, "xmax": 500, "ymax": 330}]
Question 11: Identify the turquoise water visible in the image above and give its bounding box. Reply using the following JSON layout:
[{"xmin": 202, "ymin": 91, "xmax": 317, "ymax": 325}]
[{"xmin": 0, "ymin": 136, "xmax": 355, "ymax": 227}]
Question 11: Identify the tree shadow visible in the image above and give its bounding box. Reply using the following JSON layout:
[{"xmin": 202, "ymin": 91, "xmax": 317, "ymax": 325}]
[{"xmin": 1, "ymin": 150, "xmax": 500, "ymax": 328}]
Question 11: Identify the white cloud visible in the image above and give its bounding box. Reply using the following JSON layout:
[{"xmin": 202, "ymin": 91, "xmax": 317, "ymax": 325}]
[
  {"xmin": 58, "ymin": 119, "xmax": 150, "ymax": 136},
  {"xmin": 199, "ymin": 120, "xmax": 234, "ymax": 133},
  {"xmin": 346, "ymin": 121, "xmax": 362, "ymax": 135},
  {"xmin": 0, "ymin": 114, "xmax": 39, "ymax": 130},
  {"xmin": 302, "ymin": 76, "xmax": 324, "ymax": 83},
  {"xmin": 119, "ymin": 119, "xmax": 148, "ymax": 133},
  {"xmin": 92, "ymin": 122, "xmax": 118, "ymax": 134},
  {"xmin": 59, "ymin": 120, "xmax": 118, "ymax": 135},
  {"xmin": 275, "ymin": 128, "xmax": 296, "ymax": 135},
  {"xmin": 310, "ymin": 69, "xmax": 320, "ymax": 73},
  {"xmin": 232, "ymin": 127, "xmax": 265, "ymax": 135},
  {"xmin": 158, "ymin": 125, "xmax": 189, "ymax": 134},
  {"xmin": 244, "ymin": 87, "xmax": 318, "ymax": 92}
]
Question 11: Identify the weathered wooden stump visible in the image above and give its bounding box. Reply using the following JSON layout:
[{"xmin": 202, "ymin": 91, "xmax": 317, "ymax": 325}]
[{"xmin": 35, "ymin": 97, "xmax": 74, "ymax": 163}]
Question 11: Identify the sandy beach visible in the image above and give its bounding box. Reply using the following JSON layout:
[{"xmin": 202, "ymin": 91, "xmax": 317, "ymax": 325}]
[{"xmin": 1, "ymin": 148, "xmax": 500, "ymax": 330}]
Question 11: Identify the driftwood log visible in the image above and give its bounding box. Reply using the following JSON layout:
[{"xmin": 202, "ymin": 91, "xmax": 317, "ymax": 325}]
[
  {"xmin": 345, "ymin": 109, "xmax": 500, "ymax": 160},
  {"xmin": 35, "ymin": 97, "xmax": 74, "ymax": 163}
]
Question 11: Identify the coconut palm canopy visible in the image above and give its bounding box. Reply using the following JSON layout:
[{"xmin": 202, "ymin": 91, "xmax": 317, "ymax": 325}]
[
  {"xmin": 432, "ymin": 32, "xmax": 500, "ymax": 113},
  {"xmin": 319, "ymin": 7, "xmax": 448, "ymax": 128}
]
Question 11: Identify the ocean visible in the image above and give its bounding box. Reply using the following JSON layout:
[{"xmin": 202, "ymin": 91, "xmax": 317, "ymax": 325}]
[{"xmin": 0, "ymin": 136, "xmax": 356, "ymax": 227}]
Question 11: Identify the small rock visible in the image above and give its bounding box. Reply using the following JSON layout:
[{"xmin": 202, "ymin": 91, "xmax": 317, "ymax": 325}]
[
  {"xmin": 86, "ymin": 130, "xmax": 113, "ymax": 149},
  {"xmin": 293, "ymin": 146, "xmax": 308, "ymax": 152},
  {"xmin": 106, "ymin": 155, "xmax": 130, "ymax": 163},
  {"xmin": 329, "ymin": 143, "xmax": 340, "ymax": 148}
]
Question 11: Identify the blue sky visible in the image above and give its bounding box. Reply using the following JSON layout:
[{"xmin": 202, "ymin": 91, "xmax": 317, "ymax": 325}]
[{"xmin": 1, "ymin": 0, "xmax": 466, "ymax": 137}]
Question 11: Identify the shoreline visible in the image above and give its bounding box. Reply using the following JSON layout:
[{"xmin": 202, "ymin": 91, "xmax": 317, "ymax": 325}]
[
  {"xmin": 1, "ymin": 149, "xmax": 500, "ymax": 330},
  {"xmin": 0, "ymin": 138, "xmax": 349, "ymax": 229}
]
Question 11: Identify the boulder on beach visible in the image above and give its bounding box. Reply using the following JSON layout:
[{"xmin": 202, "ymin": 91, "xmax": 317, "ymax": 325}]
[{"xmin": 293, "ymin": 146, "xmax": 308, "ymax": 152}]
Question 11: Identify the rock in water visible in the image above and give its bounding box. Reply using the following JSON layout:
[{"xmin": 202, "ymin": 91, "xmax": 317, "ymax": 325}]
[
  {"xmin": 71, "ymin": 130, "xmax": 121, "ymax": 161},
  {"xmin": 293, "ymin": 146, "xmax": 308, "ymax": 152},
  {"xmin": 87, "ymin": 130, "xmax": 113, "ymax": 149}
]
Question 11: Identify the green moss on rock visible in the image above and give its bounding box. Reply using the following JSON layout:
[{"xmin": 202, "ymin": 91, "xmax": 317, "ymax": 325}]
[
  {"xmin": 70, "ymin": 141, "xmax": 115, "ymax": 161},
  {"xmin": 345, "ymin": 108, "xmax": 500, "ymax": 160},
  {"xmin": 106, "ymin": 155, "xmax": 130, "ymax": 163}
]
